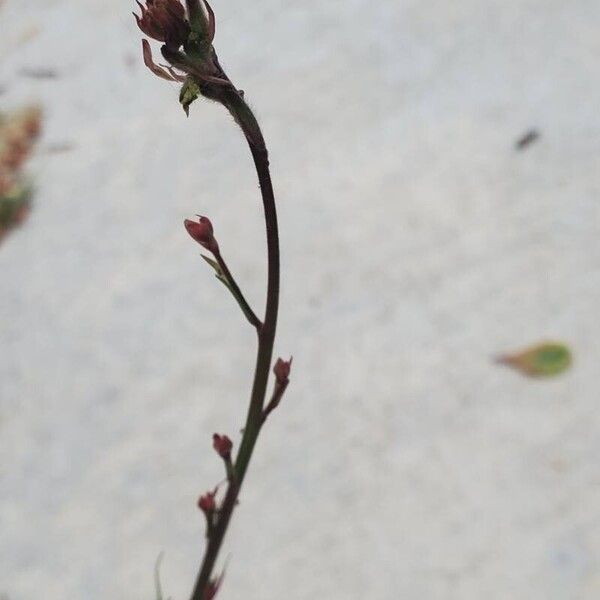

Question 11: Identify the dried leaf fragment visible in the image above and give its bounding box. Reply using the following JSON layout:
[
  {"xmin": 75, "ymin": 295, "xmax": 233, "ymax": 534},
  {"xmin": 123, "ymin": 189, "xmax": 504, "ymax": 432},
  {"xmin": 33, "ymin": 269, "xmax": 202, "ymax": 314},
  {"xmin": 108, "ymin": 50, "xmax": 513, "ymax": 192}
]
[
  {"xmin": 497, "ymin": 341, "xmax": 572, "ymax": 378},
  {"xmin": 0, "ymin": 105, "xmax": 42, "ymax": 243},
  {"xmin": 515, "ymin": 128, "xmax": 540, "ymax": 150}
]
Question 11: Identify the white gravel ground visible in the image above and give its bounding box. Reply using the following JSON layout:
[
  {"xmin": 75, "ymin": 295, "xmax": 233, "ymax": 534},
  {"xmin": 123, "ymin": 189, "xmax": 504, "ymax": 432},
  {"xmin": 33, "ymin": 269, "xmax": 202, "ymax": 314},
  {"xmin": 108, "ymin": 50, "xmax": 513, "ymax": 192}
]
[{"xmin": 1, "ymin": 1, "xmax": 600, "ymax": 599}]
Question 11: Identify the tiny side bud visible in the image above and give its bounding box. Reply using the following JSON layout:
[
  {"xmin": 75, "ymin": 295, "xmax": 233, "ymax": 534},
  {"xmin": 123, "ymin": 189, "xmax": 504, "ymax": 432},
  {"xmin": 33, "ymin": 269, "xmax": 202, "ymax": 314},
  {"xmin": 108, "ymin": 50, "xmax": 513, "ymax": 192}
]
[
  {"xmin": 273, "ymin": 357, "xmax": 292, "ymax": 385},
  {"xmin": 184, "ymin": 215, "xmax": 219, "ymax": 253},
  {"xmin": 204, "ymin": 576, "xmax": 223, "ymax": 600},
  {"xmin": 212, "ymin": 433, "xmax": 233, "ymax": 460},
  {"xmin": 197, "ymin": 490, "xmax": 216, "ymax": 514}
]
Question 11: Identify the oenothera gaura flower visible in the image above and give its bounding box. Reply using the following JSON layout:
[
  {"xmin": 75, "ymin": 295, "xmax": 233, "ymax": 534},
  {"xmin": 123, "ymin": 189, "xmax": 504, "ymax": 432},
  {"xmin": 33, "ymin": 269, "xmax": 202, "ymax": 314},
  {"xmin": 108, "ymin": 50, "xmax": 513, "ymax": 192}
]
[
  {"xmin": 133, "ymin": 0, "xmax": 190, "ymax": 48},
  {"xmin": 134, "ymin": 0, "xmax": 230, "ymax": 113}
]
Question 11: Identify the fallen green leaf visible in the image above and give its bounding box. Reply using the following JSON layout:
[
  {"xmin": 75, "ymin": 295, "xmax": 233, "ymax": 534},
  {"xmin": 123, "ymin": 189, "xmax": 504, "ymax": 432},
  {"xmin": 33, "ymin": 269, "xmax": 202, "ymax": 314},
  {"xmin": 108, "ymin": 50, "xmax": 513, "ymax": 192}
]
[{"xmin": 497, "ymin": 341, "xmax": 572, "ymax": 378}]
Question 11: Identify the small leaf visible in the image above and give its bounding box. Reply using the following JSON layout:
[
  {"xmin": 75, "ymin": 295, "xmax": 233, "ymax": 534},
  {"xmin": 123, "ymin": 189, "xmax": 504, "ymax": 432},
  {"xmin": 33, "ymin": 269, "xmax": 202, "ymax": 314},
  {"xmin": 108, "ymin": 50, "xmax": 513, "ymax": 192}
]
[
  {"xmin": 179, "ymin": 77, "xmax": 201, "ymax": 116},
  {"xmin": 200, "ymin": 254, "xmax": 260, "ymax": 328},
  {"xmin": 201, "ymin": 254, "xmax": 228, "ymax": 285},
  {"xmin": 0, "ymin": 184, "xmax": 32, "ymax": 227},
  {"xmin": 200, "ymin": 254, "xmax": 219, "ymax": 271},
  {"xmin": 497, "ymin": 341, "xmax": 572, "ymax": 378}
]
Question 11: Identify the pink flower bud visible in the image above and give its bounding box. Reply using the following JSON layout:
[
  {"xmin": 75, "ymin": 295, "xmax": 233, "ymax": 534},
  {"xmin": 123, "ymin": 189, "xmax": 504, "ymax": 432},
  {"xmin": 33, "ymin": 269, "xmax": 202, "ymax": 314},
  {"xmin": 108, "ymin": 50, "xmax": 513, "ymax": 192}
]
[
  {"xmin": 273, "ymin": 357, "xmax": 292, "ymax": 385},
  {"xmin": 197, "ymin": 490, "xmax": 216, "ymax": 514},
  {"xmin": 204, "ymin": 575, "xmax": 223, "ymax": 599},
  {"xmin": 133, "ymin": 0, "xmax": 190, "ymax": 49},
  {"xmin": 184, "ymin": 216, "xmax": 219, "ymax": 253},
  {"xmin": 212, "ymin": 434, "xmax": 233, "ymax": 460}
]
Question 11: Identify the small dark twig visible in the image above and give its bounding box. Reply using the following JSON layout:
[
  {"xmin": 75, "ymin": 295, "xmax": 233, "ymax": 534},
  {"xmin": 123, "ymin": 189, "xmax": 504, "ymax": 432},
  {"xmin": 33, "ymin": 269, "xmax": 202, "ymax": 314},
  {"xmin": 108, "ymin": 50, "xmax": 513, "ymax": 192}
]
[{"xmin": 515, "ymin": 128, "xmax": 540, "ymax": 151}]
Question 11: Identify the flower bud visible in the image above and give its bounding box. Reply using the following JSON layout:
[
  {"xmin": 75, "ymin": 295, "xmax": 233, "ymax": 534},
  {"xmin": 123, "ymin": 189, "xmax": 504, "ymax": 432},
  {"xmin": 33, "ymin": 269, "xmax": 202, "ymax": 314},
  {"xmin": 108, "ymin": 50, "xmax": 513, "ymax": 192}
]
[
  {"xmin": 212, "ymin": 434, "xmax": 233, "ymax": 460},
  {"xmin": 184, "ymin": 215, "xmax": 219, "ymax": 253},
  {"xmin": 134, "ymin": 0, "xmax": 190, "ymax": 49},
  {"xmin": 273, "ymin": 357, "xmax": 292, "ymax": 385},
  {"xmin": 204, "ymin": 578, "xmax": 222, "ymax": 600},
  {"xmin": 197, "ymin": 490, "xmax": 216, "ymax": 514},
  {"xmin": 204, "ymin": 568, "xmax": 225, "ymax": 600}
]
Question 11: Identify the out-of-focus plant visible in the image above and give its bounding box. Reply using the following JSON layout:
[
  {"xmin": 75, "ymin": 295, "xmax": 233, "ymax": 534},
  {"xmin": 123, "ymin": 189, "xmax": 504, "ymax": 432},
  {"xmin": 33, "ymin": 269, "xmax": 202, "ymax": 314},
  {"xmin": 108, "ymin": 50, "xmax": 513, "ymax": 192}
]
[
  {"xmin": 134, "ymin": 1, "xmax": 291, "ymax": 598},
  {"xmin": 0, "ymin": 107, "xmax": 41, "ymax": 243}
]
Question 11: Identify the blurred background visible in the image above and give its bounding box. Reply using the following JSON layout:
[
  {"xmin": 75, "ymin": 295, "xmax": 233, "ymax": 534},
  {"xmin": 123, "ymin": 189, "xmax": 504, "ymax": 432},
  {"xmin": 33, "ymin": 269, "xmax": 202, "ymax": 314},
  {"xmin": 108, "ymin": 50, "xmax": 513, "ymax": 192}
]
[{"xmin": 1, "ymin": 0, "xmax": 600, "ymax": 598}]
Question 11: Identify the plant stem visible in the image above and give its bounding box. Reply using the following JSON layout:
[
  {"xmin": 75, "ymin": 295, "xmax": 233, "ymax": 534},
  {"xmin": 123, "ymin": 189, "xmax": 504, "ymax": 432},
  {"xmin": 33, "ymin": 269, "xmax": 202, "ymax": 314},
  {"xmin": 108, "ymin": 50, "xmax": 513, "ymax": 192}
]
[
  {"xmin": 213, "ymin": 249, "xmax": 262, "ymax": 331},
  {"xmin": 261, "ymin": 378, "xmax": 289, "ymax": 426},
  {"xmin": 189, "ymin": 88, "xmax": 280, "ymax": 600}
]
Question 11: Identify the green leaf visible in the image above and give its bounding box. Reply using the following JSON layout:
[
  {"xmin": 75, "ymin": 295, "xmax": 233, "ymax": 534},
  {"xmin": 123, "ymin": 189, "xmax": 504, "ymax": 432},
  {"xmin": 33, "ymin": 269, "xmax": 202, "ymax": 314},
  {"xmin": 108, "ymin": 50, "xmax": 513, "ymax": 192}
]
[
  {"xmin": 179, "ymin": 77, "xmax": 201, "ymax": 116},
  {"xmin": 201, "ymin": 254, "xmax": 228, "ymax": 286},
  {"xmin": 497, "ymin": 342, "xmax": 572, "ymax": 377},
  {"xmin": 0, "ymin": 184, "xmax": 32, "ymax": 227},
  {"xmin": 200, "ymin": 254, "xmax": 260, "ymax": 328}
]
